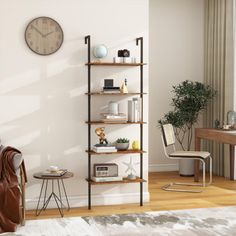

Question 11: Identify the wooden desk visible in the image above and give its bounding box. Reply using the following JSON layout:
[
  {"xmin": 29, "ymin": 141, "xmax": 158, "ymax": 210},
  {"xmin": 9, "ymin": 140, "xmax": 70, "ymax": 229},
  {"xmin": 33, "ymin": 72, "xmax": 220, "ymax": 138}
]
[{"xmin": 194, "ymin": 128, "xmax": 236, "ymax": 181}]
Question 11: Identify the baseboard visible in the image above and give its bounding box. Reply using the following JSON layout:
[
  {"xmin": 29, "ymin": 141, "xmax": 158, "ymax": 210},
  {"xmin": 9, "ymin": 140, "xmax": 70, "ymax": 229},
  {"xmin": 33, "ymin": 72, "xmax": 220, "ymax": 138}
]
[
  {"xmin": 149, "ymin": 163, "xmax": 179, "ymax": 172},
  {"xmin": 26, "ymin": 192, "xmax": 150, "ymax": 210}
]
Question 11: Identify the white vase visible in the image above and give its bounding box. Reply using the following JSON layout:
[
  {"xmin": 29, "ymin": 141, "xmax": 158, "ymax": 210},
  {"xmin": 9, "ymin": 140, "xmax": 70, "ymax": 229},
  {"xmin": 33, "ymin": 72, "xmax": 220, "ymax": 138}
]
[{"xmin": 179, "ymin": 159, "xmax": 194, "ymax": 176}]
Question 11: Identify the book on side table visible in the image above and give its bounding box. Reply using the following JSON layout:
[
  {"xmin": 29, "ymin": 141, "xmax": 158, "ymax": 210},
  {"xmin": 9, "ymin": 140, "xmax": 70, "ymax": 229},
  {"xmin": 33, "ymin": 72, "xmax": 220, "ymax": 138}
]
[{"xmin": 42, "ymin": 169, "xmax": 68, "ymax": 177}]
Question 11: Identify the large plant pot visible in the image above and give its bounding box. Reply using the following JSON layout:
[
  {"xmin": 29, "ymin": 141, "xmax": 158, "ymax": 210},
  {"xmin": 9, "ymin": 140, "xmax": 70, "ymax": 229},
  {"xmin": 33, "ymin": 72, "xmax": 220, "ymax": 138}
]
[{"xmin": 179, "ymin": 159, "xmax": 194, "ymax": 176}]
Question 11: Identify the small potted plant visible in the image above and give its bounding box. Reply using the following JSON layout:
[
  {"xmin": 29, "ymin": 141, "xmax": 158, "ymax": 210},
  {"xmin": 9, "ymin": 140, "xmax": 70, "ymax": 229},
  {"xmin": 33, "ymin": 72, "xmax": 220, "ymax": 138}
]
[{"xmin": 116, "ymin": 138, "xmax": 130, "ymax": 150}]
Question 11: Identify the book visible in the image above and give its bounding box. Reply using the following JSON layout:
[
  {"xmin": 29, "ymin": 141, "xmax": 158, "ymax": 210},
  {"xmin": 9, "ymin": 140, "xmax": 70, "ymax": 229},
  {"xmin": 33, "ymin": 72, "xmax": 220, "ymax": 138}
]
[
  {"xmin": 93, "ymin": 148, "xmax": 117, "ymax": 153},
  {"xmin": 42, "ymin": 169, "xmax": 67, "ymax": 177},
  {"xmin": 102, "ymin": 90, "xmax": 121, "ymax": 94},
  {"xmin": 128, "ymin": 98, "xmax": 141, "ymax": 122},
  {"xmin": 91, "ymin": 176, "xmax": 123, "ymax": 182},
  {"xmin": 103, "ymin": 86, "xmax": 120, "ymax": 90}
]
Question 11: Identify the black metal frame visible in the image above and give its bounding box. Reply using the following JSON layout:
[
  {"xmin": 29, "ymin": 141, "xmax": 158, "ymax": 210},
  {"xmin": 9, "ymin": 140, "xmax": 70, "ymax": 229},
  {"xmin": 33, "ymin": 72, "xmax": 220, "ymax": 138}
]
[
  {"xmin": 35, "ymin": 179, "xmax": 70, "ymax": 217},
  {"xmin": 85, "ymin": 35, "xmax": 144, "ymax": 209}
]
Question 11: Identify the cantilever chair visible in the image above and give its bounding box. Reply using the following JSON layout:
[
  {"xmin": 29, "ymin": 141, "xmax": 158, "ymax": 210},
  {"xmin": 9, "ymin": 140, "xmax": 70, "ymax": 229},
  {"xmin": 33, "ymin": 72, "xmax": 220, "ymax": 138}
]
[{"xmin": 161, "ymin": 124, "xmax": 212, "ymax": 193}]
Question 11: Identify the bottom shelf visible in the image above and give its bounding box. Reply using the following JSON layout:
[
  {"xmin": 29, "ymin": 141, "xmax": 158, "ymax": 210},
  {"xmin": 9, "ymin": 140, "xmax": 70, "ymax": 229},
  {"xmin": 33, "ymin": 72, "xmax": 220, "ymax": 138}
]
[{"xmin": 86, "ymin": 177, "xmax": 146, "ymax": 185}]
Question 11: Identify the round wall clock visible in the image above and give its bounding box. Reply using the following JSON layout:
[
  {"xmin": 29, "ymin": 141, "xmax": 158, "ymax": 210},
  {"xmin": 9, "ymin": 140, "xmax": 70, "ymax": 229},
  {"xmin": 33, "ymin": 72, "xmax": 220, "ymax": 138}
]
[{"xmin": 25, "ymin": 17, "xmax": 63, "ymax": 56}]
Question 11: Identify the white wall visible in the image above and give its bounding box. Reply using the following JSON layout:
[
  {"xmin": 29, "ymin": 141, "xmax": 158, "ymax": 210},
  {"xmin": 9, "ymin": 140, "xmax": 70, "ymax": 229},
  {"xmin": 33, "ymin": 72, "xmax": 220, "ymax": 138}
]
[
  {"xmin": 149, "ymin": 0, "xmax": 205, "ymax": 172},
  {"xmin": 0, "ymin": 0, "xmax": 149, "ymax": 209}
]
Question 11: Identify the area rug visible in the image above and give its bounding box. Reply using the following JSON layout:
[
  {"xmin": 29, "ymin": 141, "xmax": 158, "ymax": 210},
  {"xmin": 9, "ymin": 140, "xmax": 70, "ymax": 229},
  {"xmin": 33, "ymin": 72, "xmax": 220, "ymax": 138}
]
[{"xmin": 3, "ymin": 206, "xmax": 236, "ymax": 236}]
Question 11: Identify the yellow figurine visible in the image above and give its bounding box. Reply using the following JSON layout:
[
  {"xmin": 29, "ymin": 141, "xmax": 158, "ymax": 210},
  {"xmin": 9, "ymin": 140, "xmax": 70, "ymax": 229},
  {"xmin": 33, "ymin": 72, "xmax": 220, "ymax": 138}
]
[{"xmin": 132, "ymin": 140, "xmax": 140, "ymax": 150}]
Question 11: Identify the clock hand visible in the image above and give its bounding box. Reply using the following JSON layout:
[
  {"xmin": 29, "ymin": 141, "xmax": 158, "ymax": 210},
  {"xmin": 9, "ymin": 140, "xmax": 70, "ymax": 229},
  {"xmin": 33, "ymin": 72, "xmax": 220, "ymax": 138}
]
[
  {"xmin": 31, "ymin": 25, "xmax": 44, "ymax": 37},
  {"xmin": 44, "ymin": 31, "xmax": 54, "ymax": 37}
]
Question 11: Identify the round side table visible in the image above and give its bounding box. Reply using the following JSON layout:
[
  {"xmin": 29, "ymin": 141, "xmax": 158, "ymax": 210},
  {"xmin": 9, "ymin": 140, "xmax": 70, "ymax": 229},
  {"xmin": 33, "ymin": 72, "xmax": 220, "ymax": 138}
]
[{"xmin": 33, "ymin": 171, "xmax": 73, "ymax": 217}]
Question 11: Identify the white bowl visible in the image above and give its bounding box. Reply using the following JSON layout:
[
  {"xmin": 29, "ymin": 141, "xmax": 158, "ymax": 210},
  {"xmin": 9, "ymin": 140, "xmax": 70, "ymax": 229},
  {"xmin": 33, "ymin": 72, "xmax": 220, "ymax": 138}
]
[{"xmin": 49, "ymin": 166, "xmax": 59, "ymax": 172}]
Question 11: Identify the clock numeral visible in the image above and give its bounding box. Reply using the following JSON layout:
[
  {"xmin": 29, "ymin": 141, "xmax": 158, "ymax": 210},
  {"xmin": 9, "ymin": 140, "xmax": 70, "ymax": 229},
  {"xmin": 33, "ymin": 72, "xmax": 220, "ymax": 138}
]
[
  {"xmin": 56, "ymin": 41, "xmax": 60, "ymax": 47},
  {"xmin": 58, "ymin": 35, "xmax": 61, "ymax": 39},
  {"xmin": 35, "ymin": 20, "xmax": 38, "ymax": 25},
  {"xmin": 27, "ymin": 33, "xmax": 31, "ymax": 38},
  {"xmin": 44, "ymin": 49, "xmax": 46, "ymax": 54},
  {"xmin": 30, "ymin": 41, "xmax": 33, "ymax": 45},
  {"xmin": 55, "ymin": 27, "xmax": 59, "ymax": 32},
  {"xmin": 42, "ymin": 18, "xmax": 47, "ymax": 24}
]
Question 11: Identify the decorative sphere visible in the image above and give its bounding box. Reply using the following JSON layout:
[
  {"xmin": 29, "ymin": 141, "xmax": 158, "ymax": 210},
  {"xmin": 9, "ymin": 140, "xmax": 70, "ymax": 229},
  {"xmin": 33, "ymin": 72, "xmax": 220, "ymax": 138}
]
[{"xmin": 93, "ymin": 45, "xmax": 108, "ymax": 58}]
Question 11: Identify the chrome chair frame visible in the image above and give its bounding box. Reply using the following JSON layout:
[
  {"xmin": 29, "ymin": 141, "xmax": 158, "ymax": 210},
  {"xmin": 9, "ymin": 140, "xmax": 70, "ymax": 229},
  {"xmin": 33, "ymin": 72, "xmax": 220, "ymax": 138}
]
[{"xmin": 161, "ymin": 124, "xmax": 212, "ymax": 193}]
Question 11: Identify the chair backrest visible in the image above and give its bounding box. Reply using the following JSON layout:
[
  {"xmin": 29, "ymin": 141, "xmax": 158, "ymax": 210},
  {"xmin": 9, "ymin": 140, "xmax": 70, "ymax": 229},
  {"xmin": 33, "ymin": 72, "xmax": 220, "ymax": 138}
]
[{"xmin": 161, "ymin": 124, "xmax": 175, "ymax": 147}]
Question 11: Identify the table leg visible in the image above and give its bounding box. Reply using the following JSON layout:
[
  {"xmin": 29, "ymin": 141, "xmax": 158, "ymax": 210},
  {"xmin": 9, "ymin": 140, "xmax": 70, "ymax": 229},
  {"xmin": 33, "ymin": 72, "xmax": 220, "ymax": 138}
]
[
  {"xmin": 36, "ymin": 180, "xmax": 45, "ymax": 216},
  {"xmin": 230, "ymin": 145, "xmax": 235, "ymax": 180},
  {"xmin": 194, "ymin": 136, "xmax": 201, "ymax": 182}
]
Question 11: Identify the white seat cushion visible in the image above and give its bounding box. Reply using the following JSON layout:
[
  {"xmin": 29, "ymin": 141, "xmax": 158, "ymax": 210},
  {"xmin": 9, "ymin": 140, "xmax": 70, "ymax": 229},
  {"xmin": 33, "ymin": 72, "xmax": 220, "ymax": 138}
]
[{"xmin": 169, "ymin": 151, "xmax": 210, "ymax": 159}]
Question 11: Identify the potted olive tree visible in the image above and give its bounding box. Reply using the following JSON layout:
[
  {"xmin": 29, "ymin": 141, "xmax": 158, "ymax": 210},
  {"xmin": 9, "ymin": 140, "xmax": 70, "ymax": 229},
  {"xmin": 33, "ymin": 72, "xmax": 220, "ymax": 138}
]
[{"xmin": 159, "ymin": 80, "xmax": 216, "ymax": 176}]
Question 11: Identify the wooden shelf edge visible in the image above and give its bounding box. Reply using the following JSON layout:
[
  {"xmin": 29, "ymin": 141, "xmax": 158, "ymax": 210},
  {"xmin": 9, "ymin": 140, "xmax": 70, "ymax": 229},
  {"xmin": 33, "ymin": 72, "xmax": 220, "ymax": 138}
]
[
  {"xmin": 86, "ymin": 177, "xmax": 146, "ymax": 185},
  {"xmin": 85, "ymin": 121, "xmax": 147, "ymax": 125},
  {"xmin": 86, "ymin": 149, "xmax": 146, "ymax": 155},
  {"xmin": 85, "ymin": 62, "xmax": 147, "ymax": 66}
]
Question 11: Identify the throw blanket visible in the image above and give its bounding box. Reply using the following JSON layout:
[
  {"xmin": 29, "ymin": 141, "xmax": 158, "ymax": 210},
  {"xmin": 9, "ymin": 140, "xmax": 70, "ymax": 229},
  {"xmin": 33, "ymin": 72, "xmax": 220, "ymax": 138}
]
[{"xmin": 0, "ymin": 146, "xmax": 22, "ymax": 233}]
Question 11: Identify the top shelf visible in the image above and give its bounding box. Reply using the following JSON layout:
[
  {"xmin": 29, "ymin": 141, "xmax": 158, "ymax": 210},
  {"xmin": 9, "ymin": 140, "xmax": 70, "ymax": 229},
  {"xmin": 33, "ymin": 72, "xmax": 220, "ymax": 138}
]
[{"xmin": 85, "ymin": 62, "xmax": 147, "ymax": 66}]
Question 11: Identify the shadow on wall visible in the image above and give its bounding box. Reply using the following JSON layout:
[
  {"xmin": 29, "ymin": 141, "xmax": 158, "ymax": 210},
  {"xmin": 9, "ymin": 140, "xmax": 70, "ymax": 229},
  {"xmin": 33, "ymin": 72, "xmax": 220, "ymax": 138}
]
[{"xmin": 0, "ymin": 33, "xmax": 148, "ymax": 200}]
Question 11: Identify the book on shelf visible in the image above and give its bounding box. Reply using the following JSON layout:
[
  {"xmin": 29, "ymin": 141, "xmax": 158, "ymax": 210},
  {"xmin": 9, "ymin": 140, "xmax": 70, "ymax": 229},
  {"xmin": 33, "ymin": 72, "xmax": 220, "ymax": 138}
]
[
  {"xmin": 102, "ymin": 90, "xmax": 121, "ymax": 94},
  {"xmin": 42, "ymin": 169, "xmax": 67, "ymax": 177},
  {"xmin": 103, "ymin": 86, "xmax": 121, "ymax": 94},
  {"xmin": 91, "ymin": 176, "xmax": 123, "ymax": 182},
  {"xmin": 101, "ymin": 113, "xmax": 127, "ymax": 123},
  {"xmin": 128, "ymin": 98, "xmax": 141, "ymax": 122},
  {"xmin": 93, "ymin": 144, "xmax": 117, "ymax": 153}
]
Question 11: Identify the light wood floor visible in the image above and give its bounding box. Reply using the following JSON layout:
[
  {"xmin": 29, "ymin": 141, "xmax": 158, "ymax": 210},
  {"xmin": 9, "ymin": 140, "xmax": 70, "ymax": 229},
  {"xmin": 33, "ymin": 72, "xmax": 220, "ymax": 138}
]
[{"xmin": 26, "ymin": 171, "xmax": 236, "ymax": 220}]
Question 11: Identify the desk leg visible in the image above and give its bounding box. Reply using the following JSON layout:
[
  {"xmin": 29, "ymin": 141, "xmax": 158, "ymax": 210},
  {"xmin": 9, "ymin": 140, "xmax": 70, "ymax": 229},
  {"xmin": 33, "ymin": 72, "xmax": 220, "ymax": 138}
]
[
  {"xmin": 194, "ymin": 137, "xmax": 201, "ymax": 182},
  {"xmin": 230, "ymin": 145, "xmax": 235, "ymax": 180}
]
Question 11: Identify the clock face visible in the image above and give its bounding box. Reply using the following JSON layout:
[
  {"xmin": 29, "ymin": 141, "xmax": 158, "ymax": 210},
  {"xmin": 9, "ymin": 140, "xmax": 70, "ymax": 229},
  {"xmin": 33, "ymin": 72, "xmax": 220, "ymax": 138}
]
[{"xmin": 25, "ymin": 17, "xmax": 63, "ymax": 56}]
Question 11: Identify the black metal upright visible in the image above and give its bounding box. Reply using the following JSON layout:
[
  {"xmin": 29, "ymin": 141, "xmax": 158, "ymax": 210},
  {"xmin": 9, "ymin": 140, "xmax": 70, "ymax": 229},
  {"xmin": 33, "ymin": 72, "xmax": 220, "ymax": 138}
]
[
  {"xmin": 136, "ymin": 37, "xmax": 144, "ymax": 206},
  {"xmin": 85, "ymin": 35, "xmax": 91, "ymax": 209}
]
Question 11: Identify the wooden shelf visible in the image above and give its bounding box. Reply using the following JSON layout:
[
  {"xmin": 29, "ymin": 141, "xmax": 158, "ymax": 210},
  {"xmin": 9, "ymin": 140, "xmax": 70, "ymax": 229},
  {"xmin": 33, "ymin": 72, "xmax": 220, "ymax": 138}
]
[
  {"xmin": 86, "ymin": 177, "xmax": 146, "ymax": 185},
  {"xmin": 86, "ymin": 121, "xmax": 147, "ymax": 125},
  {"xmin": 85, "ymin": 92, "xmax": 147, "ymax": 96},
  {"xmin": 86, "ymin": 149, "xmax": 146, "ymax": 155},
  {"xmin": 85, "ymin": 62, "xmax": 147, "ymax": 66}
]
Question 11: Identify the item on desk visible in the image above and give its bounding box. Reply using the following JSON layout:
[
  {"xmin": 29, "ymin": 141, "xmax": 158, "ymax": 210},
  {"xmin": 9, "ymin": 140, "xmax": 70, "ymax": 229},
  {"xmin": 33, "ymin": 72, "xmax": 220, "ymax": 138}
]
[
  {"xmin": 120, "ymin": 79, "xmax": 128, "ymax": 94},
  {"xmin": 42, "ymin": 169, "xmax": 67, "ymax": 177},
  {"xmin": 91, "ymin": 176, "xmax": 123, "ymax": 182},
  {"xmin": 128, "ymin": 97, "xmax": 141, "ymax": 122},
  {"xmin": 223, "ymin": 124, "xmax": 231, "ymax": 130},
  {"xmin": 95, "ymin": 127, "xmax": 108, "ymax": 145},
  {"xmin": 94, "ymin": 163, "xmax": 118, "ymax": 177},
  {"xmin": 214, "ymin": 119, "xmax": 220, "ymax": 129},
  {"xmin": 227, "ymin": 110, "xmax": 236, "ymax": 126}
]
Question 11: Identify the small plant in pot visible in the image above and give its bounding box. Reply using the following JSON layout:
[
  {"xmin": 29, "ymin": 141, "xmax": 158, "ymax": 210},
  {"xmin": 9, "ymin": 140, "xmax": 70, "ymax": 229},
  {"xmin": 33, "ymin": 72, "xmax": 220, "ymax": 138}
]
[{"xmin": 116, "ymin": 138, "xmax": 130, "ymax": 150}]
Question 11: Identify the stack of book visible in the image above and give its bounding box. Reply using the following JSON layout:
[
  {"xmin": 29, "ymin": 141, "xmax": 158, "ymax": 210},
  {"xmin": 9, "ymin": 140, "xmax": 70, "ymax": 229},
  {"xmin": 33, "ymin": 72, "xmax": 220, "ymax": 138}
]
[
  {"xmin": 42, "ymin": 169, "xmax": 67, "ymax": 177},
  {"xmin": 128, "ymin": 98, "xmax": 141, "ymax": 122},
  {"xmin": 103, "ymin": 86, "xmax": 120, "ymax": 94},
  {"xmin": 93, "ymin": 144, "xmax": 117, "ymax": 153},
  {"xmin": 101, "ymin": 113, "xmax": 127, "ymax": 123}
]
